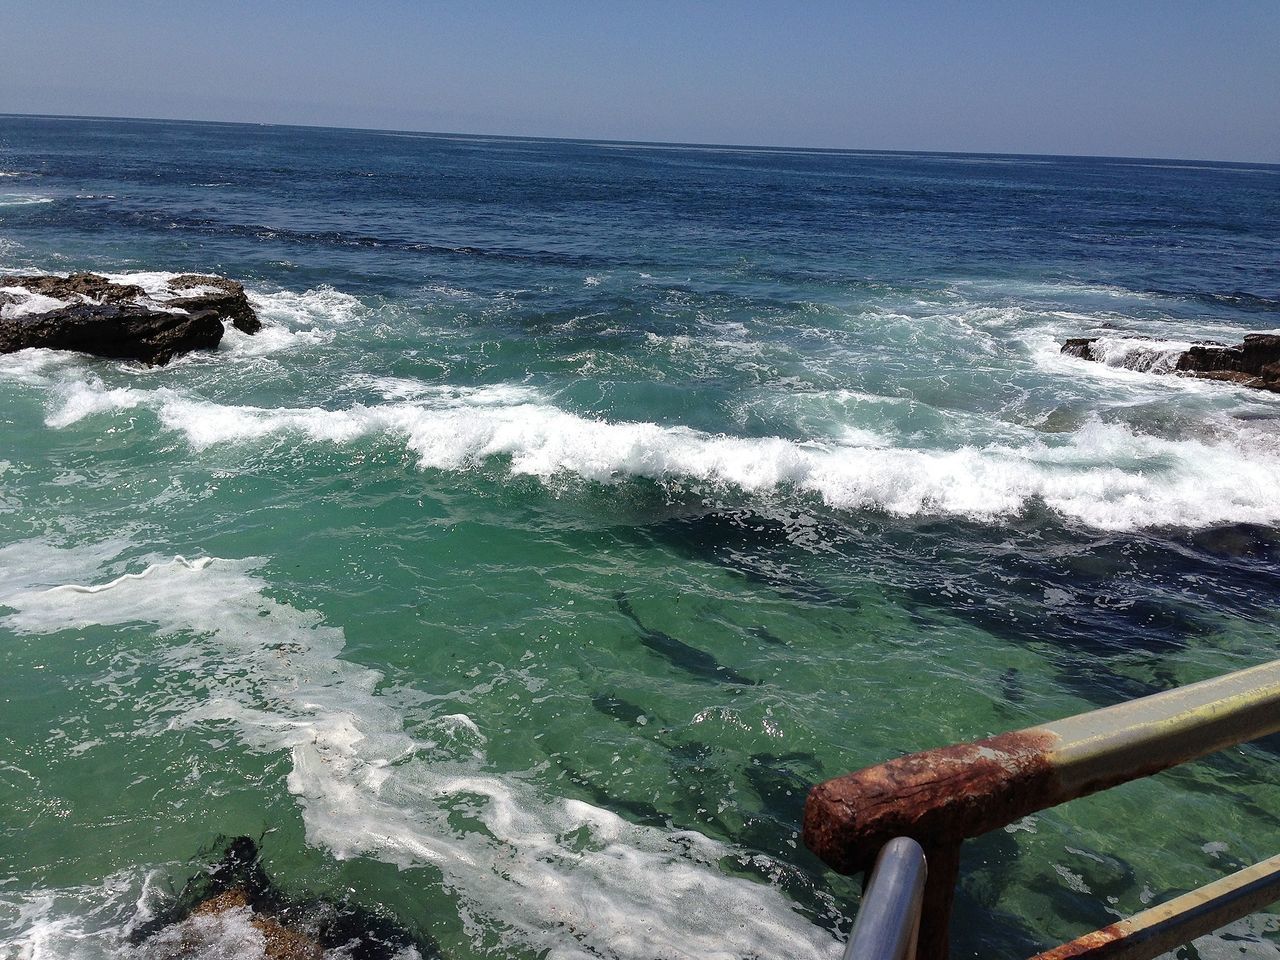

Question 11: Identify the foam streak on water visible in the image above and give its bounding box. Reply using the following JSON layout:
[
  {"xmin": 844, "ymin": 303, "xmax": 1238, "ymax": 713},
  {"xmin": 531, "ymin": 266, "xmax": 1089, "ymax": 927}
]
[{"xmin": 0, "ymin": 546, "xmax": 836, "ymax": 960}]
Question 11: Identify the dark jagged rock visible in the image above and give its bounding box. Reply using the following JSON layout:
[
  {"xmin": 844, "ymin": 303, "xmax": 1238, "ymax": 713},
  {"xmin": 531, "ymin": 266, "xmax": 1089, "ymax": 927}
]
[
  {"xmin": 131, "ymin": 836, "xmax": 437, "ymax": 960},
  {"xmin": 1060, "ymin": 337, "xmax": 1099, "ymax": 361},
  {"xmin": 1062, "ymin": 332, "xmax": 1280, "ymax": 392},
  {"xmin": 169, "ymin": 274, "xmax": 262, "ymax": 334},
  {"xmin": 0, "ymin": 302, "xmax": 224, "ymax": 365},
  {"xmin": 0, "ymin": 271, "xmax": 261, "ymax": 365},
  {"xmin": 1178, "ymin": 333, "xmax": 1280, "ymax": 391},
  {"xmin": 0, "ymin": 271, "xmax": 147, "ymax": 304}
]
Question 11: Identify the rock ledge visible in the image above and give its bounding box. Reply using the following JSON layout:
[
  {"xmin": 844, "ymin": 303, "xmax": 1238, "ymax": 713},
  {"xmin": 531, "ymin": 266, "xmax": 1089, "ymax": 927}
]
[
  {"xmin": 0, "ymin": 271, "xmax": 260, "ymax": 365},
  {"xmin": 1061, "ymin": 333, "xmax": 1280, "ymax": 392}
]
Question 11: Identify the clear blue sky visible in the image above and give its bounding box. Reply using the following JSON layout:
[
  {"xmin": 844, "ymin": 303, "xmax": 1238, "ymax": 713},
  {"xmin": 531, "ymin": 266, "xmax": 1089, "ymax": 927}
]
[{"xmin": 4, "ymin": 0, "xmax": 1278, "ymax": 162}]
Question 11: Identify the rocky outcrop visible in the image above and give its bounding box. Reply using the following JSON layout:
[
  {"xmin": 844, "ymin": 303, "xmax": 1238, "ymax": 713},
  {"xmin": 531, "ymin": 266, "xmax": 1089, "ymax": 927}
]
[
  {"xmin": 1061, "ymin": 333, "xmax": 1280, "ymax": 392},
  {"xmin": 1177, "ymin": 334, "xmax": 1280, "ymax": 391},
  {"xmin": 168, "ymin": 274, "xmax": 261, "ymax": 334},
  {"xmin": 1061, "ymin": 337, "xmax": 1100, "ymax": 362},
  {"xmin": 182, "ymin": 888, "xmax": 323, "ymax": 960},
  {"xmin": 0, "ymin": 271, "xmax": 260, "ymax": 365},
  {"xmin": 0, "ymin": 272, "xmax": 149, "ymax": 305},
  {"xmin": 0, "ymin": 301, "xmax": 225, "ymax": 365}
]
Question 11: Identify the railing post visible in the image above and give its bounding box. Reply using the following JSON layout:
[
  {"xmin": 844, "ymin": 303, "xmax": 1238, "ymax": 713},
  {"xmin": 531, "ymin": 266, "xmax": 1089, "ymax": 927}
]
[
  {"xmin": 916, "ymin": 843, "xmax": 960, "ymax": 960},
  {"xmin": 844, "ymin": 837, "xmax": 927, "ymax": 960}
]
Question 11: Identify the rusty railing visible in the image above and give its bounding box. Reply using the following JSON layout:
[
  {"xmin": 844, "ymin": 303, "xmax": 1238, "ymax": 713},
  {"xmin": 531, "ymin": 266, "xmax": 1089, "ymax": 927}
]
[{"xmin": 804, "ymin": 659, "xmax": 1280, "ymax": 960}]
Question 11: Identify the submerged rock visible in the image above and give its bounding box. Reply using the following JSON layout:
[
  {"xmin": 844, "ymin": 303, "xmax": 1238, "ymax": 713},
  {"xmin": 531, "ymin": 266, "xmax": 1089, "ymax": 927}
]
[
  {"xmin": 1061, "ymin": 333, "xmax": 1280, "ymax": 392},
  {"xmin": 0, "ymin": 271, "xmax": 260, "ymax": 365}
]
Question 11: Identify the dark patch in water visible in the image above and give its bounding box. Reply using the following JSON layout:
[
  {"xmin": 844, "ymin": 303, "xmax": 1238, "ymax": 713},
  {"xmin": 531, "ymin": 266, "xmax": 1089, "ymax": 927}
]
[
  {"xmin": 999, "ymin": 668, "xmax": 1026, "ymax": 705},
  {"xmin": 615, "ymin": 591, "xmax": 757, "ymax": 686},
  {"xmin": 1149, "ymin": 287, "xmax": 1280, "ymax": 314},
  {"xmin": 887, "ymin": 519, "xmax": 1219, "ymax": 668},
  {"xmin": 638, "ymin": 509, "xmax": 855, "ymax": 608},
  {"xmin": 744, "ymin": 751, "xmax": 823, "ymax": 825},
  {"xmin": 102, "ymin": 208, "xmax": 607, "ymax": 268},
  {"xmin": 555, "ymin": 761, "xmax": 671, "ymax": 829},
  {"xmin": 748, "ymin": 625, "xmax": 789, "ymax": 646},
  {"xmin": 1188, "ymin": 523, "xmax": 1280, "ymax": 564},
  {"xmin": 591, "ymin": 693, "xmax": 650, "ymax": 725}
]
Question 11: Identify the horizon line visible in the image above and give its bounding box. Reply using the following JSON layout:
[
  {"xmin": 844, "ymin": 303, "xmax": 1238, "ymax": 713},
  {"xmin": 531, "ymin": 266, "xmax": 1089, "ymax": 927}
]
[{"xmin": 2, "ymin": 110, "xmax": 1277, "ymax": 169}]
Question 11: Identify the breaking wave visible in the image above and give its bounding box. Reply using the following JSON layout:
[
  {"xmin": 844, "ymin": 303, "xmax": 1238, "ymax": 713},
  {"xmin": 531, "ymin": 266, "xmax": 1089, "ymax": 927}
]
[
  {"xmin": 1084, "ymin": 336, "xmax": 1193, "ymax": 374},
  {"xmin": 16, "ymin": 368, "xmax": 1280, "ymax": 531}
]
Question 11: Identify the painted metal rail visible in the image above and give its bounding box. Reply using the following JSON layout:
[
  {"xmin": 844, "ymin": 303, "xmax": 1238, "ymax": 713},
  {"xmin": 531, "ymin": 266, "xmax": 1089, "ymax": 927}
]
[{"xmin": 804, "ymin": 659, "xmax": 1280, "ymax": 960}]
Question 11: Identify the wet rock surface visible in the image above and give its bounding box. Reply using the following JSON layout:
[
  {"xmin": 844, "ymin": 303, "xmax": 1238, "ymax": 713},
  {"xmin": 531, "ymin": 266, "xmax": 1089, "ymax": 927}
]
[
  {"xmin": 1059, "ymin": 337, "xmax": 1100, "ymax": 362},
  {"xmin": 132, "ymin": 836, "xmax": 437, "ymax": 960},
  {"xmin": 0, "ymin": 271, "xmax": 260, "ymax": 364},
  {"xmin": 1062, "ymin": 333, "xmax": 1280, "ymax": 392},
  {"xmin": 168, "ymin": 273, "xmax": 261, "ymax": 334},
  {"xmin": 0, "ymin": 271, "xmax": 149, "ymax": 305},
  {"xmin": 0, "ymin": 301, "xmax": 225, "ymax": 365},
  {"xmin": 1177, "ymin": 333, "xmax": 1280, "ymax": 391}
]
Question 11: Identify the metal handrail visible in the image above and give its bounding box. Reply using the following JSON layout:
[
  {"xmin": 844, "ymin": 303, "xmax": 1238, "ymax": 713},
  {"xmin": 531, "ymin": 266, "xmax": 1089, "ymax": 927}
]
[
  {"xmin": 1028, "ymin": 852, "xmax": 1280, "ymax": 960},
  {"xmin": 805, "ymin": 658, "xmax": 1280, "ymax": 960},
  {"xmin": 844, "ymin": 838, "xmax": 927, "ymax": 960}
]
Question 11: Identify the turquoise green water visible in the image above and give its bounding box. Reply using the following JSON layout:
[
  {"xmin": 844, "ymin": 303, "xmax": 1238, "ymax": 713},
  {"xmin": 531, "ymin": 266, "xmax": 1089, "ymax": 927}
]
[{"xmin": 2, "ymin": 118, "xmax": 1280, "ymax": 959}]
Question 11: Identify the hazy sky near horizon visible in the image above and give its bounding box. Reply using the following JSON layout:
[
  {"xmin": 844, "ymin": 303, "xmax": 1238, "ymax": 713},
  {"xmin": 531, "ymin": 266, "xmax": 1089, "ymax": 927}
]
[{"xmin": 4, "ymin": 1, "xmax": 1278, "ymax": 162}]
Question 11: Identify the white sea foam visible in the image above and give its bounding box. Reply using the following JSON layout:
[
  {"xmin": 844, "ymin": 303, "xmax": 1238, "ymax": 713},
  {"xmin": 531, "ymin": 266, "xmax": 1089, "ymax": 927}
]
[
  {"xmin": 1084, "ymin": 336, "xmax": 1194, "ymax": 374},
  {"xmin": 0, "ymin": 345, "xmax": 86, "ymax": 385},
  {"xmin": 249, "ymin": 285, "xmax": 363, "ymax": 327},
  {"xmin": 0, "ymin": 867, "xmax": 166, "ymax": 960},
  {"xmin": 44, "ymin": 377, "xmax": 147, "ymax": 428},
  {"xmin": 358, "ymin": 376, "xmax": 540, "ymax": 406},
  {"xmin": 0, "ymin": 545, "xmax": 838, "ymax": 960},
  {"xmin": 0, "ymin": 538, "xmax": 136, "ymax": 595},
  {"xmin": 11, "ymin": 359, "xmax": 1278, "ymax": 532},
  {"xmin": 99, "ymin": 270, "xmax": 219, "ymax": 303},
  {"xmin": 0, "ymin": 287, "xmax": 74, "ymax": 319},
  {"xmin": 217, "ymin": 285, "xmax": 364, "ymax": 356},
  {"xmin": 0, "ymin": 194, "xmax": 53, "ymax": 206}
]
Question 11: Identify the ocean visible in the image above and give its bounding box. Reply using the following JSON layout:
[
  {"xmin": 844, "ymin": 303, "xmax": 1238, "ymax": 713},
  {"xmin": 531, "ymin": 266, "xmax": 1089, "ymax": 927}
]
[{"xmin": 1, "ymin": 115, "xmax": 1278, "ymax": 960}]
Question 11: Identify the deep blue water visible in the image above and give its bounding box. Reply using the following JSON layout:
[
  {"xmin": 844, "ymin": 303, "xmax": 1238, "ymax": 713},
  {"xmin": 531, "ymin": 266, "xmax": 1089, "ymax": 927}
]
[{"xmin": 1, "ymin": 116, "xmax": 1279, "ymax": 960}]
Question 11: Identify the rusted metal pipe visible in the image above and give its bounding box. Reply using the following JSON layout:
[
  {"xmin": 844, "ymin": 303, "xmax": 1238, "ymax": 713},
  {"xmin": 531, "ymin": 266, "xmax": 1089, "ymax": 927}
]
[
  {"xmin": 805, "ymin": 659, "xmax": 1280, "ymax": 875},
  {"xmin": 915, "ymin": 843, "xmax": 959, "ymax": 960},
  {"xmin": 1027, "ymin": 852, "xmax": 1280, "ymax": 960}
]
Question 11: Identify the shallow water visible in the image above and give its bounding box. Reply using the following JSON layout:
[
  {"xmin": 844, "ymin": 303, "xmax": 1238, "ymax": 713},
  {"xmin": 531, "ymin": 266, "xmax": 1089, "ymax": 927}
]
[{"xmin": 1, "ymin": 116, "xmax": 1279, "ymax": 959}]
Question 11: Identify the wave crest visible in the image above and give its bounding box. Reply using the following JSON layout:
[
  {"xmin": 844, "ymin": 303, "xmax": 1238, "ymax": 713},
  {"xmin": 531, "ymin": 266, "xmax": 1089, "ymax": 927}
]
[{"xmin": 28, "ymin": 376, "xmax": 1280, "ymax": 531}]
